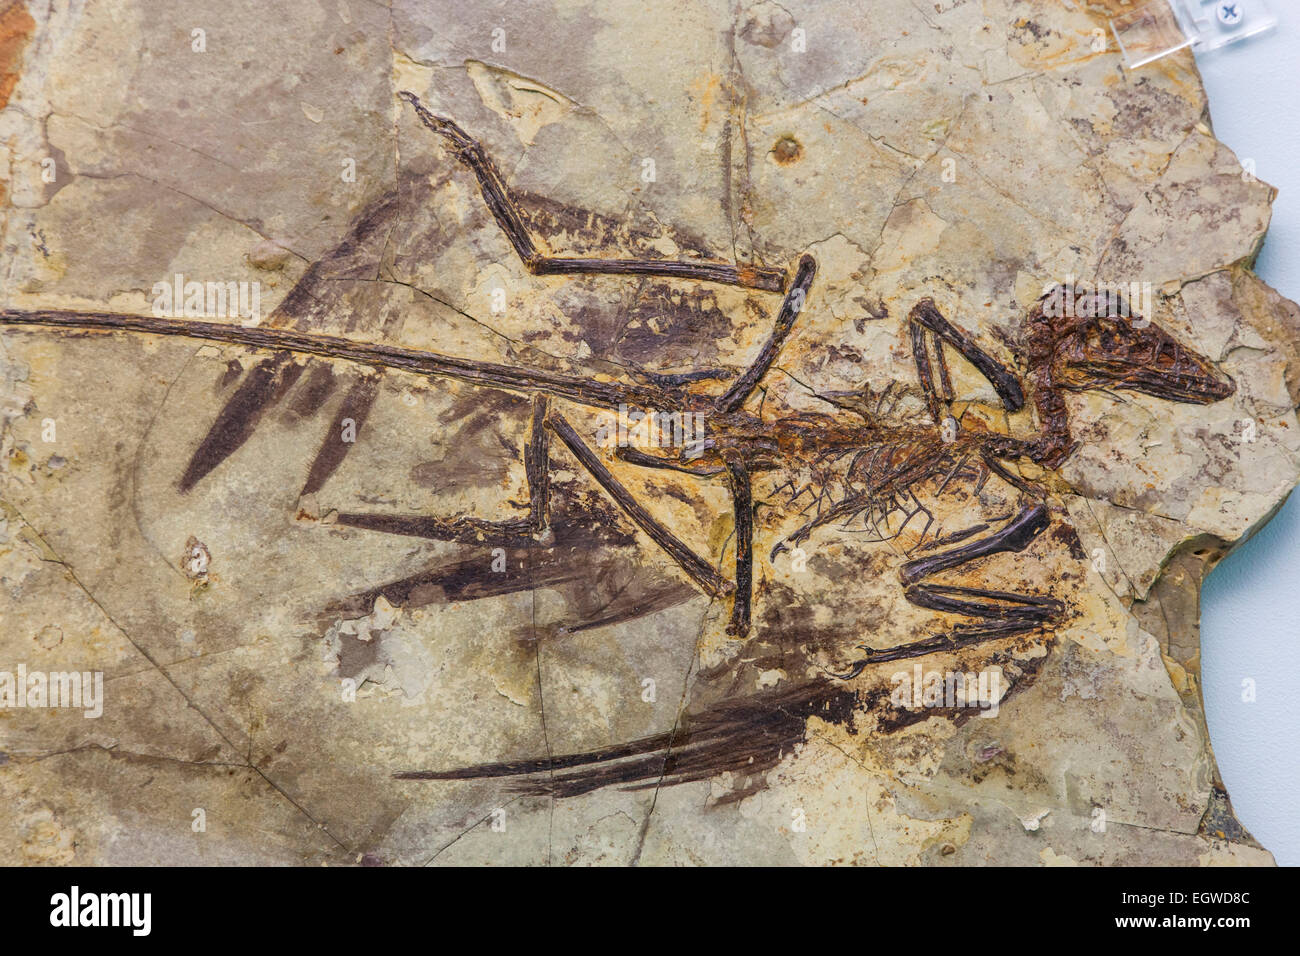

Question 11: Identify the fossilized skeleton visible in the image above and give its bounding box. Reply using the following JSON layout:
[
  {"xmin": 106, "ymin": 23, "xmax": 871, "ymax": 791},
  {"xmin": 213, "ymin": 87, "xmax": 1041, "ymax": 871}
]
[{"xmin": 0, "ymin": 94, "xmax": 1237, "ymax": 796}]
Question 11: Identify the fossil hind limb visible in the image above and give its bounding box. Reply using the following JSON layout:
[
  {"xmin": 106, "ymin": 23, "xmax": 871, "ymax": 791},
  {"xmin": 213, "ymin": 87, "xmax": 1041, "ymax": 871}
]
[
  {"xmin": 400, "ymin": 91, "xmax": 788, "ymax": 293},
  {"xmin": 832, "ymin": 503, "xmax": 1064, "ymax": 679},
  {"xmin": 544, "ymin": 412, "xmax": 730, "ymax": 599}
]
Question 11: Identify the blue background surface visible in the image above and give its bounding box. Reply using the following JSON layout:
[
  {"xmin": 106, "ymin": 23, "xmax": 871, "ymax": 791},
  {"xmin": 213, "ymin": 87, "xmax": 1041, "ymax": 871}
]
[{"xmin": 1191, "ymin": 5, "xmax": 1299, "ymax": 866}]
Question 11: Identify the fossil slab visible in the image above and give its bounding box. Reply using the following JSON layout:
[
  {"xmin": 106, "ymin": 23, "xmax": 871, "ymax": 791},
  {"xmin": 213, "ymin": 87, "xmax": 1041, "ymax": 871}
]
[{"xmin": 0, "ymin": 0, "xmax": 1296, "ymax": 866}]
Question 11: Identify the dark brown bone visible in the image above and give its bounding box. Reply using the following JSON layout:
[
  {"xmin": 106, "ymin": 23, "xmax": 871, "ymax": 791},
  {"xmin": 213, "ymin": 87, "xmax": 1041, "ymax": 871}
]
[
  {"xmin": 0, "ymin": 117, "xmax": 1245, "ymax": 803},
  {"xmin": 723, "ymin": 455, "xmax": 754, "ymax": 635},
  {"xmin": 399, "ymin": 91, "xmax": 788, "ymax": 294}
]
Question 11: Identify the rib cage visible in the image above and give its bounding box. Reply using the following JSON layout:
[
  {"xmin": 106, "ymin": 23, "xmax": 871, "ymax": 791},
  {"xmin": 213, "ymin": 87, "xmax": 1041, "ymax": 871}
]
[{"xmin": 768, "ymin": 428, "xmax": 990, "ymax": 557}]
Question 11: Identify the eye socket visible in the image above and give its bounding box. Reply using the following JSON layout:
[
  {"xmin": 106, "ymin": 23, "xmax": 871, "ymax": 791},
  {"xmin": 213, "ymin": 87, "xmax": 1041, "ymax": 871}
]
[
  {"xmin": 1082, "ymin": 319, "xmax": 1125, "ymax": 353},
  {"xmin": 1082, "ymin": 326, "xmax": 1106, "ymax": 351}
]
